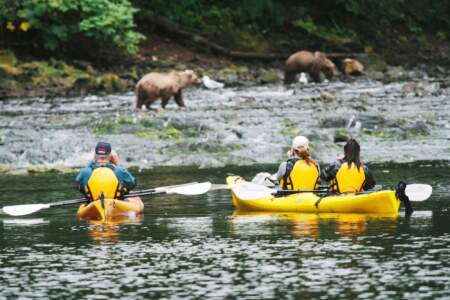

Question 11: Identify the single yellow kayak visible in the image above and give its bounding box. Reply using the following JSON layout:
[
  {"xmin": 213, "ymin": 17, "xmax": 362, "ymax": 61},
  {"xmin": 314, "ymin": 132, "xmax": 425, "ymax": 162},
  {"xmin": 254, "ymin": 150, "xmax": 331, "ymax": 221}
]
[
  {"xmin": 77, "ymin": 197, "xmax": 144, "ymax": 221},
  {"xmin": 226, "ymin": 176, "xmax": 401, "ymax": 214}
]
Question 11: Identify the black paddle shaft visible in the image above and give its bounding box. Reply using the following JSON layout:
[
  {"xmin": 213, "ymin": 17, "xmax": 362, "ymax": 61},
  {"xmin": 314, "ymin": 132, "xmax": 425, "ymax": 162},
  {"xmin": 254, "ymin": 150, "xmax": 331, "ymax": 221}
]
[{"xmin": 49, "ymin": 198, "xmax": 88, "ymax": 207}]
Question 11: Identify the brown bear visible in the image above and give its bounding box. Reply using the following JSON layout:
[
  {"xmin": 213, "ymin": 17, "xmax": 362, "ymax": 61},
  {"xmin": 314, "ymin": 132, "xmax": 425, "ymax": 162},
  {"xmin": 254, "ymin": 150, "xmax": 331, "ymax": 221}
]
[
  {"xmin": 135, "ymin": 70, "xmax": 201, "ymax": 110},
  {"xmin": 284, "ymin": 51, "xmax": 337, "ymax": 84},
  {"xmin": 341, "ymin": 58, "xmax": 366, "ymax": 76}
]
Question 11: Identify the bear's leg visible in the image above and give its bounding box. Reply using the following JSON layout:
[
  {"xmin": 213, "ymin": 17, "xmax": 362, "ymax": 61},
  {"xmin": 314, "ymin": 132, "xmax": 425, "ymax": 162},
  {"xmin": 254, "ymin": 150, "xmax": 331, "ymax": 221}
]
[
  {"xmin": 174, "ymin": 90, "xmax": 186, "ymax": 107},
  {"xmin": 284, "ymin": 70, "xmax": 297, "ymax": 84},
  {"xmin": 135, "ymin": 86, "xmax": 147, "ymax": 110},
  {"xmin": 310, "ymin": 64, "xmax": 323, "ymax": 83},
  {"xmin": 161, "ymin": 97, "xmax": 170, "ymax": 109}
]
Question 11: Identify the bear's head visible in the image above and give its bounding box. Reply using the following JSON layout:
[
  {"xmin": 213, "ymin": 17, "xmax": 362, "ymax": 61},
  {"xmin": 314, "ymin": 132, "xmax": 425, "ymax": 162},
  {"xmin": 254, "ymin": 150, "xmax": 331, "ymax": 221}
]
[
  {"xmin": 178, "ymin": 70, "xmax": 202, "ymax": 86},
  {"xmin": 315, "ymin": 52, "xmax": 337, "ymax": 80},
  {"xmin": 342, "ymin": 58, "xmax": 365, "ymax": 76}
]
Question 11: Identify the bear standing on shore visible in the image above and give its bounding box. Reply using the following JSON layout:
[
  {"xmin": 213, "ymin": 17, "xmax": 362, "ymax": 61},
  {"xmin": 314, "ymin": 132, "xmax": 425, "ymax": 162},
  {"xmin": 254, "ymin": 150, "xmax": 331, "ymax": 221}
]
[
  {"xmin": 284, "ymin": 51, "xmax": 336, "ymax": 84},
  {"xmin": 135, "ymin": 70, "xmax": 201, "ymax": 110}
]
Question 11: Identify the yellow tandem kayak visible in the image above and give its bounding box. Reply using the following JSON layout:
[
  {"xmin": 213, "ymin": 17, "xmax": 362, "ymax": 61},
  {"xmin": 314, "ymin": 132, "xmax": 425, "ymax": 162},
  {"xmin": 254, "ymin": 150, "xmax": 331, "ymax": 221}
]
[
  {"xmin": 77, "ymin": 197, "xmax": 144, "ymax": 221},
  {"xmin": 226, "ymin": 176, "xmax": 401, "ymax": 215}
]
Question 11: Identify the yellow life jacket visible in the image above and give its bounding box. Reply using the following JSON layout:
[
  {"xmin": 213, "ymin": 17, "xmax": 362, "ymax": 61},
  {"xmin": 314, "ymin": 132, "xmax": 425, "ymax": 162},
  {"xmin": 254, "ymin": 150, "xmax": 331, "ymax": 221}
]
[
  {"xmin": 331, "ymin": 162, "xmax": 366, "ymax": 193},
  {"xmin": 86, "ymin": 167, "xmax": 120, "ymax": 200},
  {"xmin": 280, "ymin": 159, "xmax": 320, "ymax": 190}
]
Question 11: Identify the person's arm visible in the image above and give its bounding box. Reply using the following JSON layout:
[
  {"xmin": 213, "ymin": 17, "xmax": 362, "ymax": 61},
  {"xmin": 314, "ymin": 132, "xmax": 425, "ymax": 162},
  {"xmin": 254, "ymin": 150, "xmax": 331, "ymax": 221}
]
[
  {"xmin": 116, "ymin": 167, "xmax": 136, "ymax": 190},
  {"xmin": 75, "ymin": 167, "xmax": 92, "ymax": 195},
  {"xmin": 363, "ymin": 165, "xmax": 376, "ymax": 190},
  {"xmin": 275, "ymin": 162, "xmax": 287, "ymax": 181}
]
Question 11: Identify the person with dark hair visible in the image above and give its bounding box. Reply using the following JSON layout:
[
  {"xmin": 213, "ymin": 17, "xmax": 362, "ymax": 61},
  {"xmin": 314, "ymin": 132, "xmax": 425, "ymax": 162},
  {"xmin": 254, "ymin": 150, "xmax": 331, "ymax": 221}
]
[
  {"xmin": 75, "ymin": 142, "xmax": 136, "ymax": 200},
  {"xmin": 275, "ymin": 136, "xmax": 320, "ymax": 190},
  {"xmin": 321, "ymin": 138, "xmax": 375, "ymax": 193}
]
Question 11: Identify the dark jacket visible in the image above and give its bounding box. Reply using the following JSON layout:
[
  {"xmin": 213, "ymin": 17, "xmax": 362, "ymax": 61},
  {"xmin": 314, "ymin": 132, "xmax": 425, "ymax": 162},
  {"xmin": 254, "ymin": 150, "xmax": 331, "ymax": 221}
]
[{"xmin": 320, "ymin": 159, "xmax": 376, "ymax": 191}]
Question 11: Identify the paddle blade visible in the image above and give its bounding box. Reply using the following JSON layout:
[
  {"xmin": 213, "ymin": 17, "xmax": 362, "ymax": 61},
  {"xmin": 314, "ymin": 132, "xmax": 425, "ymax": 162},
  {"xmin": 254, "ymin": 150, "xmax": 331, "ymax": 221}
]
[
  {"xmin": 1, "ymin": 204, "xmax": 51, "ymax": 216},
  {"xmin": 166, "ymin": 182, "xmax": 212, "ymax": 195},
  {"xmin": 232, "ymin": 182, "xmax": 275, "ymax": 201},
  {"xmin": 405, "ymin": 184, "xmax": 433, "ymax": 201}
]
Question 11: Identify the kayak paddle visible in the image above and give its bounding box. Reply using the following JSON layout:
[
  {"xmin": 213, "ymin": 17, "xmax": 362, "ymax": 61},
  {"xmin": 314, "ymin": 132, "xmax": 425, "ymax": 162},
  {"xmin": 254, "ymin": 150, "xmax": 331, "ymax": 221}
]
[
  {"xmin": 1, "ymin": 182, "xmax": 212, "ymax": 217},
  {"xmin": 231, "ymin": 182, "xmax": 433, "ymax": 202}
]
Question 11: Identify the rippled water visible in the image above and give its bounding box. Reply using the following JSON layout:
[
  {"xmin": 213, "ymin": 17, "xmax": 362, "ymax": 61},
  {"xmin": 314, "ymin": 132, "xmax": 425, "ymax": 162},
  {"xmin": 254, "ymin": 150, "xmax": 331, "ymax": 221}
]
[{"xmin": 1, "ymin": 163, "xmax": 450, "ymax": 299}]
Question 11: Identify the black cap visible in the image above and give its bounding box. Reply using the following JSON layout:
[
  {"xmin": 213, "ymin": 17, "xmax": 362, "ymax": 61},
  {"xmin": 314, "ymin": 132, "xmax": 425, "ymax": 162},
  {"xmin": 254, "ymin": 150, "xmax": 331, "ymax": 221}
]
[{"xmin": 95, "ymin": 142, "xmax": 111, "ymax": 155}]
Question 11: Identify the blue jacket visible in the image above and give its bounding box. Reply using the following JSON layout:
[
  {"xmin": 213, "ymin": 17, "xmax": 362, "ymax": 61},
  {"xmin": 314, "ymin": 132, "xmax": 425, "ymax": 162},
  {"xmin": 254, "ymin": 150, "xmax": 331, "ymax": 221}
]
[{"xmin": 75, "ymin": 161, "xmax": 136, "ymax": 190}]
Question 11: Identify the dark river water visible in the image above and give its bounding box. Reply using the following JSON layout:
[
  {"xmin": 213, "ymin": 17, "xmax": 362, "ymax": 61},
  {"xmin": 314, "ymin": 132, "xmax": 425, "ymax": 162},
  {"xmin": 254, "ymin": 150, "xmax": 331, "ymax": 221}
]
[{"xmin": 1, "ymin": 163, "xmax": 450, "ymax": 299}]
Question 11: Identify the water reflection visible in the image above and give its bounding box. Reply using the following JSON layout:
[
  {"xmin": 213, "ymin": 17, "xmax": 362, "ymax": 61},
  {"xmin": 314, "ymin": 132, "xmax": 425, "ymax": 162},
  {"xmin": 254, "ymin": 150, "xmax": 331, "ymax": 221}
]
[
  {"xmin": 85, "ymin": 215, "xmax": 144, "ymax": 243},
  {"xmin": 2, "ymin": 218, "xmax": 50, "ymax": 226},
  {"xmin": 231, "ymin": 211, "xmax": 399, "ymax": 238}
]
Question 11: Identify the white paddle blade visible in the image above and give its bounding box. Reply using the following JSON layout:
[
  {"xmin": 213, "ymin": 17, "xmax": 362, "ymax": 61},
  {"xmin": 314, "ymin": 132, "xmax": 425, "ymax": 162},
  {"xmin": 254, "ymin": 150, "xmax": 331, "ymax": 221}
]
[
  {"xmin": 2, "ymin": 204, "xmax": 51, "ymax": 216},
  {"xmin": 153, "ymin": 182, "xmax": 199, "ymax": 193},
  {"xmin": 405, "ymin": 184, "xmax": 433, "ymax": 201},
  {"xmin": 232, "ymin": 182, "xmax": 275, "ymax": 201},
  {"xmin": 166, "ymin": 182, "xmax": 212, "ymax": 195}
]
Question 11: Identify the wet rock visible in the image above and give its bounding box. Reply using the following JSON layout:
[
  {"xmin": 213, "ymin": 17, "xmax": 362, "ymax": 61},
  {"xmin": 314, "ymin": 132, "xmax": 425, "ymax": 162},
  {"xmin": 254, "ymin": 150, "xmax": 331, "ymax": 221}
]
[
  {"xmin": 0, "ymin": 164, "xmax": 15, "ymax": 173},
  {"xmin": 334, "ymin": 128, "xmax": 350, "ymax": 143},
  {"xmin": 71, "ymin": 60, "xmax": 93, "ymax": 72},
  {"xmin": 385, "ymin": 66, "xmax": 406, "ymax": 81},
  {"xmin": 401, "ymin": 81, "xmax": 440, "ymax": 96},
  {"xmin": 355, "ymin": 114, "xmax": 386, "ymax": 130},
  {"xmin": 222, "ymin": 73, "xmax": 240, "ymax": 86},
  {"xmin": 96, "ymin": 73, "xmax": 127, "ymax": 93},
  {"xmin": 320, "ymin": 117, "xmax": 347, "ymax": 128},
  {"xmin": 257, "ymin": 68, "xmax": 280, "ymax": 84},
  {"xmin": 367, "ymin": 70, "xmax": 384, "ymax": 81},
  {"xmin": 360, "ymin": 54, "xmax": 388, "ymax": 73},
  {"xmin": 404, "ymin": 120, "xmax": 432, "ymax": 136},
  {"xmin": 319, "ymin": 91, "xmax": 336, "ymax": 102}
]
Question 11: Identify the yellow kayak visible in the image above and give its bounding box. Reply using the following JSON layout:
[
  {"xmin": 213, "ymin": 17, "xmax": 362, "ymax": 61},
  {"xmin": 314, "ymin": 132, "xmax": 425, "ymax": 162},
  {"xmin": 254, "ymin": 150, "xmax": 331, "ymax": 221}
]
[
  {"xmin": 226, "ymin": 176, "xmax": 401, "ymax": 214},
  {"xmin": 77, "ymin": 197, "xmax": 144, "ymax": 221}
]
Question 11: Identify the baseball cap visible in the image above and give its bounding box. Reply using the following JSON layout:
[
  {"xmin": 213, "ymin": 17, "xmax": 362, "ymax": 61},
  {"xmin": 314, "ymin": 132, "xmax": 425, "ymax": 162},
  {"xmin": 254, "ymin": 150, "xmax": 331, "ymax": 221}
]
[
  {"xmin": 292, "ymin": 136, "xmax": 309, "ymax": 150},
  {"xmin": 95, "ymin": 142, "xmax": 112, "ymax": 155}
]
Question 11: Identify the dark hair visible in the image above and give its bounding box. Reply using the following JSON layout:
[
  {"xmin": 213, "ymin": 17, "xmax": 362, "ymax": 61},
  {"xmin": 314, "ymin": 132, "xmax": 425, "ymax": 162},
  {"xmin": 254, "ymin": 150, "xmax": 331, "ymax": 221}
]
[{"xmin": 343, "ymin": 138, "xmax": 361, "ymax": 170}]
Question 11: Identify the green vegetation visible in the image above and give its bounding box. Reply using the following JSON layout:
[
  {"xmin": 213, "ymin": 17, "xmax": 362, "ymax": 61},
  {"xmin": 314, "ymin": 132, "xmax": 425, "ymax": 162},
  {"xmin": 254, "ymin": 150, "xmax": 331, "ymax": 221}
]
[
  {"xmin": 293, "ymin": 17, "xmax": 357, "ymax": 45},
  {"xmin": 94, "ymin": 117, "xmax": 205, "ymax": 141},
  {"xmin": 94, "ymin": 117, "xmax": 136, "ymax": 135},
  {"xmin": 0, "ymin": 0, "xmax": 144, "ymax": 54}
]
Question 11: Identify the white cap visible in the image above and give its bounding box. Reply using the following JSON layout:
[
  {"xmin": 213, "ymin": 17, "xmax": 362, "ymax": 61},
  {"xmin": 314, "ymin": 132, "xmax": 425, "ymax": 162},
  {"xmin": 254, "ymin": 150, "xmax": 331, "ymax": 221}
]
[{"xmin": 292, "ymin": 136, "xmax": 309, "ymax": 150}]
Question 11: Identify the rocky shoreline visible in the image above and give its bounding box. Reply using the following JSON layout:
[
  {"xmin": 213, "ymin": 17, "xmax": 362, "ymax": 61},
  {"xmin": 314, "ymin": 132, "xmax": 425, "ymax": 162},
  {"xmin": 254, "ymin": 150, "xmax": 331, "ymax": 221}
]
[
  {"xmin": 2, "ymin": 46, "xmax": 449, "ymax": 101},
  {"xmin": 0, "ymin": 70, "xmax": 449, "ymax": 174}
]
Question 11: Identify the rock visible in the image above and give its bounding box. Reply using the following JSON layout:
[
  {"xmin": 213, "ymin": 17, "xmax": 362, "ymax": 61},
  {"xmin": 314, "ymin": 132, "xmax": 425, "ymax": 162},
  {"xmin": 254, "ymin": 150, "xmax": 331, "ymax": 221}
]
[
  {"xmin": 96, "ymin": 73, "xmax": 127, "ymax": 93},
  {"xmin": 385, "ymin": 66, "xmax": 406, "ymax": 81},
  {"xmin": 359, "ymin": 54, "xmax": 387, "ymax": 73},
  {"xmin": 320, "ymin": 117, "xmax": 347, "ymax": 128},
  {"xmin": 0, "ymin": 164, "xmax": 15, "ymax": 173},
  {"xmin": 334, "ymin": 128, "xmax": 350, "ymax": 143},
  {"xmin": 401, "ymin": 81, "xmax": 440, "ymax": 96},
  {"xmin": 319, "ymin": 91, "xmax": 336, "ymax": 102},
  {"xmin": 405, "ymin": 120, "xmax": 432, "ymax": 136},
  {"xmin": 367, "ymin": 70, "xmax": 384, "ymax": 81},
  {"xmin": 222, "ymin": 73, "xmax": 240, "ymax": 86},
  {"xmin": 257, "ymin": 68, "xmax": 280, "ymax": 84}
]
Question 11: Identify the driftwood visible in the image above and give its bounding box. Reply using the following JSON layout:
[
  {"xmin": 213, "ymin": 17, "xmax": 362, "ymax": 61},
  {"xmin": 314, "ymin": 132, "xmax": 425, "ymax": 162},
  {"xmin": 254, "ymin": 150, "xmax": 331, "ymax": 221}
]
[{"xmin": 137, "ymin": 10, "xmax": 364, "ymax": 62}]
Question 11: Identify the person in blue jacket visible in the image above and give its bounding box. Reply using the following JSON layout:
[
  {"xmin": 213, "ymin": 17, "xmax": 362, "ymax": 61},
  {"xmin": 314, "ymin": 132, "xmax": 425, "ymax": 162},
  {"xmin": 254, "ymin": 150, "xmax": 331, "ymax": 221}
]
[{"xmin": 75, "ymin": 142, "xmax": 136, "ymax": 199}]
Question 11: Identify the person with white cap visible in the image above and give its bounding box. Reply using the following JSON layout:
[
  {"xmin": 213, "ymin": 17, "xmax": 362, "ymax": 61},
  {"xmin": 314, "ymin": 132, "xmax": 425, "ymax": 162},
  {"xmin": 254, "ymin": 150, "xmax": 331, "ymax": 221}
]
[{"xmin": 275, "ymin": 136, "xmax": 320, "ymax": 190}]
